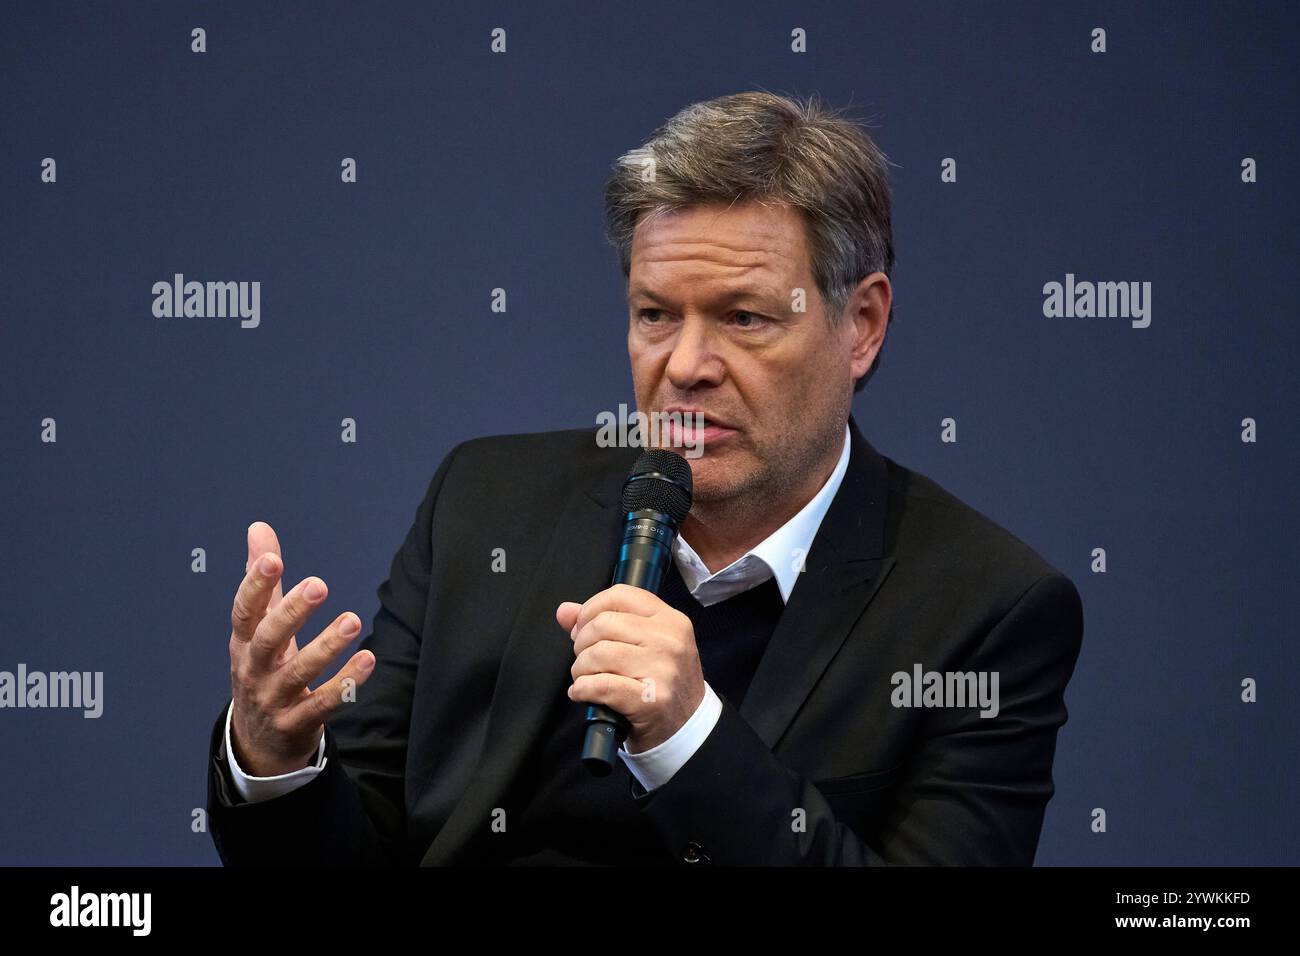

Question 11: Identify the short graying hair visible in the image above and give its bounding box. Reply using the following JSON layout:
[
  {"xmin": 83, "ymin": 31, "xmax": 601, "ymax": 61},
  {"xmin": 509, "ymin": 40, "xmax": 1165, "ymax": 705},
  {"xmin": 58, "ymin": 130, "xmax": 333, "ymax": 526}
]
[{"xmin": 603, "ymin": 90, "xmax": 895, "ymax": 393}]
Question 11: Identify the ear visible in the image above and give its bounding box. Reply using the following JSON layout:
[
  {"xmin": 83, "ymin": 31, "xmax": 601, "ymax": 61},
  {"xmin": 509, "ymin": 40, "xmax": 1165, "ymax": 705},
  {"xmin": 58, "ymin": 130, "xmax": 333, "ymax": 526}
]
[{"xmin": 844, "ymin": 272, "xmax": 891, "ymax": 383}]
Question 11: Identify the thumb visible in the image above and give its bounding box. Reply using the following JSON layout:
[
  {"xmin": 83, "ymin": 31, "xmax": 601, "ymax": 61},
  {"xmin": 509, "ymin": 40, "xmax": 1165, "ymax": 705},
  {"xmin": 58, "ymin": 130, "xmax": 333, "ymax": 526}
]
[
  {"xmin": 555, "ymin": 601, "xmax": 582, "ymax": 635},
  {"xmin": 247, "ymin": 520, "xmax": 285, "ymax": 603}
]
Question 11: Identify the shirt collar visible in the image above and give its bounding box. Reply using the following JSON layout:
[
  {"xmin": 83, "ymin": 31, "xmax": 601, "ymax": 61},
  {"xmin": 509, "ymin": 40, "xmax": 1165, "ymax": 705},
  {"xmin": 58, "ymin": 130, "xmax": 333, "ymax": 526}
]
[{"xmin": 673, "ymin": 422, "xmax": 853, "ymax": 607}]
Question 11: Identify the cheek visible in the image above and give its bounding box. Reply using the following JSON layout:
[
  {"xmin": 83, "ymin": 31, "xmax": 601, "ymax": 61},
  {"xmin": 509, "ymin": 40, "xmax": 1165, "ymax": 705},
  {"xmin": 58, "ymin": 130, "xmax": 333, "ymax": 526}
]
[
  {"xmin": 627, "ymin": 346, "xmax": 653, "ymax": 388},
  {"xmin": 733, "ymin": 348, "xmax": 804, "ymax": 401},
  {"xmin": 787, "ymin": 333, "xmax": 845, "ymax": 389},
  {"xmin": 629, "ymin": 339, "xmax": 673, "ymax": 378}
]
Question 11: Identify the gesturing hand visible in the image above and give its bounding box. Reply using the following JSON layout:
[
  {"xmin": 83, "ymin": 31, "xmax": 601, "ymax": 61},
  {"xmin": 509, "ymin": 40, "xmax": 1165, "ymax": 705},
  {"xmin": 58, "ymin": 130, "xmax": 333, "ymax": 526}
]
[{"xmin": 227, "ymin": 521, "xmax": 375, "ymax": 776}]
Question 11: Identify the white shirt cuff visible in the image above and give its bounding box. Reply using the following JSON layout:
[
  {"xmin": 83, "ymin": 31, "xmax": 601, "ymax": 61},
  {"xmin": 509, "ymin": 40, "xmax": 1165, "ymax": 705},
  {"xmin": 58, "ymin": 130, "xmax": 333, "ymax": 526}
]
[
  {"xmin": 224, "ymin": 699, "xmax": 327, "ymax": 804},
  {"xmin": 617, "ymin": 682, "xmax": 722, "ymax": 792}
]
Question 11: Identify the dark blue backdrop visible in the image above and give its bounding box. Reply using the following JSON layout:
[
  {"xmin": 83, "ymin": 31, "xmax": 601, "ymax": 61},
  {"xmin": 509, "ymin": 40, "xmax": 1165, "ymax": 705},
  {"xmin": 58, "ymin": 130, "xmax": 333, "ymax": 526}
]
[{"xmin": 2, "ymin": 0, "xmax": 1296, "ymax": 865}]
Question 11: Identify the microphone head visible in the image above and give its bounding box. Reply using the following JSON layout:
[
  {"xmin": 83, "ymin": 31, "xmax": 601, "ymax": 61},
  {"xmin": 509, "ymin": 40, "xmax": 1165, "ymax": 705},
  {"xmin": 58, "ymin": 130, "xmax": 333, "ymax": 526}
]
[{"xmin": 621, "ymin": 449, "xmax": 693, "ymax": 524}]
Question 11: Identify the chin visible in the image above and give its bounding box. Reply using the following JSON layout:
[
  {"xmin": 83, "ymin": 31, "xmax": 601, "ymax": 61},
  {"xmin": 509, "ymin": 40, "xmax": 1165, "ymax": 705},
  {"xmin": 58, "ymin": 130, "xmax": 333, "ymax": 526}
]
[{"xmin": 684, "ymin": 458, "xmax": 752, "ymax": 503}]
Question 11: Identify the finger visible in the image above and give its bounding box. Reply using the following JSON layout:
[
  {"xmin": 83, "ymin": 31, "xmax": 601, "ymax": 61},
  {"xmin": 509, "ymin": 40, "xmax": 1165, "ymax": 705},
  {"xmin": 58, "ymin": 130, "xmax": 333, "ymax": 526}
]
[
  {"xmin": 244, "ymin": 522, "xmax": 293, "ymax": 669},
  {"xmin": 246, "ymin": 521, "xmax": 284, "ymax": 609},
  {"xmin": 571, "ymin": 584, "xmax": 662, "ymax": 637},
  {"xmin": 571, "ymin": 610, "xmax": 652, "ymax": 656},
  {"xmin": 567, "ymin": 672, "xmax": 643, "ymax": 712},
  {"xmin": 571, "ymin": 637, "xmax": 649, "ymax": 681},
  {"xmin": 246, "ymin": 575, "xmax": 328, "ymax": 673},
  {"xmin": 230, "ymin": 549, "xmax": 282, "ymax": 646},
  {"xmin": 282, "ymin": 649, "xmax": 377, "ymax": 733},
  {"xmin": 556, "ymin": 601, "xmax": 582, "ymax": 633},
  {"xmin": 271, "ymin": 611, "xmax": 363, "ymax": 701}
]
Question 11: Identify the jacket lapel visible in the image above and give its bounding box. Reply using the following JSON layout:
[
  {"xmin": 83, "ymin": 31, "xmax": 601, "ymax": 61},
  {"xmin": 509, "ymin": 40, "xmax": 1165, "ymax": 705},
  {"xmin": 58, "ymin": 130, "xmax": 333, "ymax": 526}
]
[
  {"xmin": 421, "ymin": 444, "xmax": 632, "ymax": 865},
  {"xmin": 738, "ymin": 415, "xmax": 896, "ymax": 750}
]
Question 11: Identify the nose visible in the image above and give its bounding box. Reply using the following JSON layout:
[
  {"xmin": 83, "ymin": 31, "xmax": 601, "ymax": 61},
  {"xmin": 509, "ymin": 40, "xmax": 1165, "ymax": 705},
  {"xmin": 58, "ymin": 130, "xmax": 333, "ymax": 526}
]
[{"xmin": 664, "ymin": 317, "xmax": 725, "ymax": 390}]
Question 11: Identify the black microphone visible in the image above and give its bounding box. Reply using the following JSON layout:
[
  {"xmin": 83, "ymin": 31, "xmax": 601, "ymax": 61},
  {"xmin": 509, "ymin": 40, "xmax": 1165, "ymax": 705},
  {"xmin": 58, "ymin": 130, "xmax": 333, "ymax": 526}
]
[{"xmin": 580, "ymin": 448, "xmax": 693, "ymax": 776}]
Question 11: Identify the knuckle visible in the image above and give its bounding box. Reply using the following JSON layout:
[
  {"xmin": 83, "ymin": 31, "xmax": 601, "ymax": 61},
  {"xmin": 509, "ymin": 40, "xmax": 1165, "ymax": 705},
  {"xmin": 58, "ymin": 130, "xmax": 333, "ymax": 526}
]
[
  {"xmin": 281, "ymin": 656, "xmax": 307, "ymax": 689},
  {"xmin": 325, "ymin": 622, "xmax": 348, "ymax": 652},
  {"xmin": 280, "ymin": 588, "xmax": 305, "ymax": 623},
  {"xmin": 249, "ymin": 619, "xmax": 276, "ymax": 655},
  {"xmin": 575, "ymin": 645, "xmax": 597, "ymax": 674},
  {"xmin": 231, "ymin": 658, "xmax": 258, "ymax": 694},
  {"xmin": 268, "ymin": 709, "xmax": 294, "ymax": 739},
  {"xmin": 256, "ymin": 601, "xmax": 295, "ymax": 647},
  {"xmin": 247, "ymin": 686, "xmax": 269, "ymax": 715},
  {"xmin": 310, "ymin": 635, "xmax": 340, "ymax": 672},
  {"xmin": 230, "ymin": 597, "xmax": 253, "ymax": 631},
  {"xmin": 309, "ymin": 689, "xmax": 334, "ymax": 722}
]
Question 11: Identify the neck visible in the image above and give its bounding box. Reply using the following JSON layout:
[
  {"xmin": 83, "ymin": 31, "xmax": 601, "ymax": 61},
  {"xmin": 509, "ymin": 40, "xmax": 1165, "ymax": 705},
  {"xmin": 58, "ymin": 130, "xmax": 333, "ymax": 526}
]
[{"xmin": 680, "ymin": 432, "xmax": 845, "ymax": 574}]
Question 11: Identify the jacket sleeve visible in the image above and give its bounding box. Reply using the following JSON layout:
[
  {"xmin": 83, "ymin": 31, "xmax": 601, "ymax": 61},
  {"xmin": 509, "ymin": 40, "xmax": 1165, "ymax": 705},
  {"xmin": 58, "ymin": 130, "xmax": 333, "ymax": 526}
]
[
  {"xmin": 628, "ymin": 573, "xmax": 1085, "ymax": 866},
  {"xmin": 206, "ymin": 442, "xmax": 464, "ymax": 866}
]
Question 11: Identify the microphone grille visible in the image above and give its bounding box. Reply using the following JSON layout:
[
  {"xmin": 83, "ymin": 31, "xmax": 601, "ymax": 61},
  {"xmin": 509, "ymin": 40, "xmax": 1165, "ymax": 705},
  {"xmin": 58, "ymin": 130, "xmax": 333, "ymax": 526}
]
[{"xmin": 621, "ymin": 449, "xmax": 693, "ymax": 523}]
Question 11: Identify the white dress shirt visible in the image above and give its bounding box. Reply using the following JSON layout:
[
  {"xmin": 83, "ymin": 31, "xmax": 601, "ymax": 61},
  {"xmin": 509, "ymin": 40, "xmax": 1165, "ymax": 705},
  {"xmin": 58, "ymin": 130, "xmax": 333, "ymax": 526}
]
[{"xmin": 225, "ymin": 423, "xmax": 853, "ymax": 804}]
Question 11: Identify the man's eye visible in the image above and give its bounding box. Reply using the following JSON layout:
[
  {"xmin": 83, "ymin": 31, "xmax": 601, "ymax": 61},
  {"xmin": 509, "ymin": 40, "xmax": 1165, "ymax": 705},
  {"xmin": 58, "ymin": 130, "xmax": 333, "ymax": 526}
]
[
  {"xmin": 637, "ymin": 309, "xmax": 663, "ymax": 323},
  {"xmin": 732, "ymin": 311, "xmax": 764, "ymax": 328}
]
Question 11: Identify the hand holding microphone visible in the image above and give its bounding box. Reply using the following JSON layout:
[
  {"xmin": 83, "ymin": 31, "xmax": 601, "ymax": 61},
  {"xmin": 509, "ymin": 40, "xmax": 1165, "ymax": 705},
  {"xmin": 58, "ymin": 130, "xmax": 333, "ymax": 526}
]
[{"xmin": 556, "ymin": 448, "xmax": 699, "ymax": 776}]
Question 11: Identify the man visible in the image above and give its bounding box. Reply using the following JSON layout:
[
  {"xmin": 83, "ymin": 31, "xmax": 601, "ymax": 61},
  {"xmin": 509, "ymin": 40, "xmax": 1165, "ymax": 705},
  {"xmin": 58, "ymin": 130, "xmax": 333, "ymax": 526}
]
[{"xmin": 207, "ymin": 91, "xmax": 1084, "ymax": 866}]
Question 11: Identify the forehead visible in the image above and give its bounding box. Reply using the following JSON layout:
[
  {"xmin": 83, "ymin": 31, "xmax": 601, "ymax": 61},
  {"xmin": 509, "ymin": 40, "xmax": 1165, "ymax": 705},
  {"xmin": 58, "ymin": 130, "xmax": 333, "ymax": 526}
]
[{"xmin": 628, "ymin": 201, "xmax": 810, "ymax": 288}]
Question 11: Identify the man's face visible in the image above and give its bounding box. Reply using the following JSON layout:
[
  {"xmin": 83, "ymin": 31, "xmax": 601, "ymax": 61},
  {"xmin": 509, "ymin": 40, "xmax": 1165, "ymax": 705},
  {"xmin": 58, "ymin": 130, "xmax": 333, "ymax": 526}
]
[{"xmin": 626, "ymin": 200, "xmax": 862, "ymax": 505}]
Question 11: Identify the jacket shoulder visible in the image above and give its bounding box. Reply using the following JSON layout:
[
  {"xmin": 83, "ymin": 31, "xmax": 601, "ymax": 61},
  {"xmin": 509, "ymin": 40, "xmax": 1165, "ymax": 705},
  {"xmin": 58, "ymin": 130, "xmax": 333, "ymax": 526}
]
[
  {"xmin": 450, "ymin": 425, "xmax": 603, "ymax": 466},
  {"xmin": 433, "ymin": 425, "xmax": 631, "ymax": 509},
  {"xmin": 884, "ymin": 457, "xmax": 1077, "ymax": 602}
]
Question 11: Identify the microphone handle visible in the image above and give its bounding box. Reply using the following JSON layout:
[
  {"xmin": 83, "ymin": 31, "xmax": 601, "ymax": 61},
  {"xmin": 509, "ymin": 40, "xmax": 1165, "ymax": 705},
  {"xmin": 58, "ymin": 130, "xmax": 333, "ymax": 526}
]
[{"xmin": 580, "ymin": 510, "xmax": 676, "ymax": 776}]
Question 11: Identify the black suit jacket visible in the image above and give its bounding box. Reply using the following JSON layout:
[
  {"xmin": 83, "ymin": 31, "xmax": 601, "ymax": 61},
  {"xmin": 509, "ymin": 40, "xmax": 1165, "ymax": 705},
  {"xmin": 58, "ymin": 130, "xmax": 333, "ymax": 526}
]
[{"xmin": 206, "ymin": 415, "xmax": 1084, "ymax": 866}]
